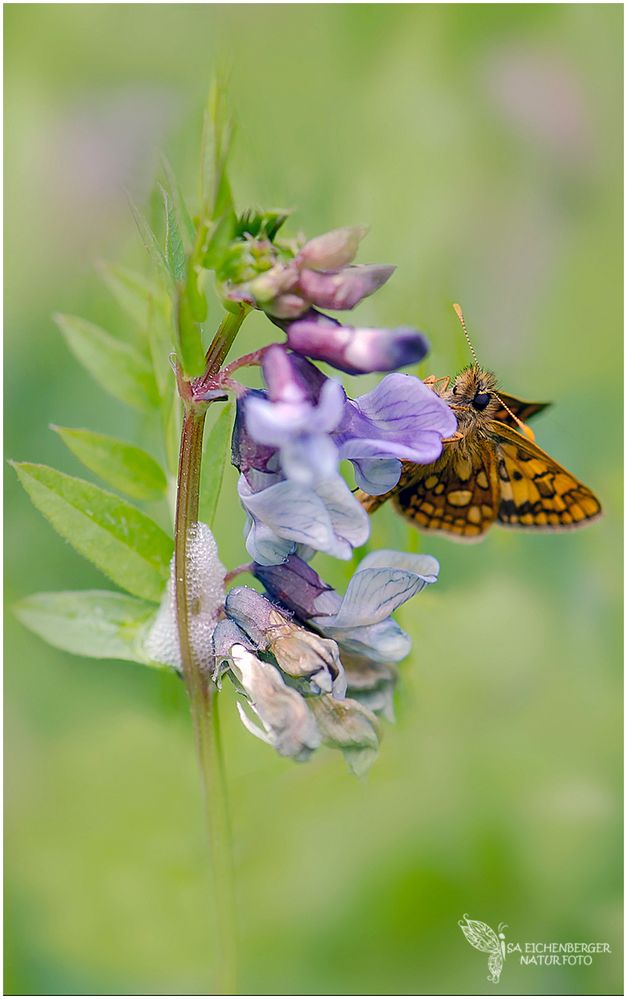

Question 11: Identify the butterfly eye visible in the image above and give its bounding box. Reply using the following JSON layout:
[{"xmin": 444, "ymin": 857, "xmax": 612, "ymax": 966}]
[{"xmin": 472, "ymin": 392, "xmax": 491, "ymax": 411}]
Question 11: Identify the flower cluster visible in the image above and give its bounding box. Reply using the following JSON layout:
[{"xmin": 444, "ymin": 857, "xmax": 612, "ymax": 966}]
[
  {"xmin": 145, "ymin": 523, "xmax": 439, "ymax": 774},
  {"xmin": 233, "ymin": 347, "xmax": 455, "ymax": 565},
  {"xmin": 144, "ymin": 219, "xmax": 458, "ymax": 771},
  {"xmin": 223, "ymin": 223, "xmax": 431, "ymax": 375}
]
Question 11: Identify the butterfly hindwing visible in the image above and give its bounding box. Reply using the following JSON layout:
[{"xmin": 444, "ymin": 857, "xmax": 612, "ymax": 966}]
[
  {"xmin": 489, "ymin": 421, "xmax": 602, "ymax": 529},
  {"xmin": 393, "ymin": 448, "xmax": 499, "ymax": 539}
]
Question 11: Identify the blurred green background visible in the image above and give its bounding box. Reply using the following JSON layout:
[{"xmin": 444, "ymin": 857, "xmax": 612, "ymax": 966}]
[{"xmin": 5, "ymin": 4, "xmax": 622, "ymax": 995}]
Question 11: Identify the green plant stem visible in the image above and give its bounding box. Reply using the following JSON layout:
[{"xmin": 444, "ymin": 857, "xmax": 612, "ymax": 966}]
[
  {"xmin": 202, "ymin": 304, "xmax": 249, "ymax": 385},
  {"xmin": 173, "ymin": 306, "xmax": 248, "ymax": 994}
]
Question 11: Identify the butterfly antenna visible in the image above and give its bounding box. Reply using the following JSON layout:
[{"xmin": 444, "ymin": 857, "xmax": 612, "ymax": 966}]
[
  {"xmin": 494, "ymin": 392, "xmax": 536, "ymax": 441},
  {"xmin": 453, "ymin": 303, "xmax": 480, "ymax": 366}
]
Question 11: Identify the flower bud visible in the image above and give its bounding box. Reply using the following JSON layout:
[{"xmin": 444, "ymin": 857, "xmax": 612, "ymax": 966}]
[
  {"xmin": 298, "ymin": 226, "xmax": 368, "ymax": 271},
  {"xmin": 249, "ymin": 264, "xmax": 299, "ymax": 305},
  {"xmin": 264, "ymin": 293, "xmax": 309, "ymax": 319},
  {"xmin": 297, "ymin": 264, "xmax": 395, "ymax": 311},
  {"xmin": 286, "ymin": 318, "xmax": 429, "ymax": 375}
]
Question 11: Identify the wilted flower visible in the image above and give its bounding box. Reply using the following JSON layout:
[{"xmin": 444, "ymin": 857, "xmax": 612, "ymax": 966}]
[
  {"xmin": 229, "ymin": 643, "xmax": 380, "ymax": 775},
  {"xmin": 225, "ymin": 586, "xmax": 345, "ymax": 696},
  {"xmin": 143, "ymin": 524, "xmax": 380, "ymax": 772},
  {"xmin": 218, "ymin": 584, "xmax": 380, "ymax": 773},
  {"xmin": 253, "ymin": 549, "xmax": 439, "ymax": 713},
  {"xmin": 229, "ymin": 644, "xmax": 322, "ymax": 761}
]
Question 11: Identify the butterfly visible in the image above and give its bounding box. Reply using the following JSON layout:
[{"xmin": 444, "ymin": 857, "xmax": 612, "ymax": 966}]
[
  {"xmin": 458, "ymin": 914, "xmax": 507, "ymax": 984},
  {"xmin": 357, "ymin": 306, "xmax": 602, "ymax": 540}
]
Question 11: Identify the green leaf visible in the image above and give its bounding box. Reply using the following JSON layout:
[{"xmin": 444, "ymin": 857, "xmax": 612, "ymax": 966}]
[
  {"xmin": 201, "ymin": 214, "xmax": 236, "ymax": 272},
  {"xmin": 185, "ymin": 254, "xmax": 208, "ymax": 323},
  {"xmin": 97, "ymin": 260, "xmax": 169, "ymax": 329},
  {"xmin": 52, "ymin": 426, "xmax": 167, "ymax": 502},
  {"xmin": 11, "ymin": 463, "xmax": 172, "ymax": 601},
  {"xmin": 127, "ymin": 191, "xmax": 170, "ymax": 281},
  {"xmin": 202, "ymin": 81, "xmax": 236, "ymax": 222},
  {"xmin": 175, "ymin": 285, "xmax": 206, "ymax": 378},
  {"xmin": 146, "ymin": 296, "xmax": 175, "ymax": 401},
  {"xmin": 54, "ymin": 314, "xmax": 159, "ymax": 412},
  {"xmin": 161, "ymin": 185, "xmax": 186, "ymax": 282},
  {"xmin": 199, "ymin": 402, "xmax": 233, "ymax": 526},
  {"xmin": 13, "ymin": 590, "xmax": 165, "ymax": 667},
  {"xmin": 161, "ymin": 154, "xmax": 195, "ymax": 246}
]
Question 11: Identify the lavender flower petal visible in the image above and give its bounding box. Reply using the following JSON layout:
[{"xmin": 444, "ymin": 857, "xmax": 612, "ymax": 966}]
[
  {"xmin": 245, "ymin": 378, "xmax": 345, "ymax": 447},
  {"xmin": 239, "ymin": 477, "xmax": 336, "ymax": 553},
  {"xmin": 238, "ymin": 474, "xmax": 369, "ymax": 564},
  {"xmin": 320, "ymin": 617, "xmax": 412, "ymax": 663},
  {"xmin": 335, "ymin": 373, "xmax": 457, "ymax": 492},
  {"xmin": 324, "ymin": 552, "xmax": 440, "ymax": 629}
]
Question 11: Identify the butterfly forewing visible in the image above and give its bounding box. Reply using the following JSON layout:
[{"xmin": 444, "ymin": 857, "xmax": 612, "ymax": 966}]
[{"xmin": 490, "ymin": 421, "xmax": 602, "ymax": 529}]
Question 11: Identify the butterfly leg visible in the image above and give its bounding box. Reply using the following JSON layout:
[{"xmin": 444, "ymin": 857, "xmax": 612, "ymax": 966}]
[
  {"xmin": 423, "ymin": 375, "xmax": 451, "ymax": 394},
  {"xmin": 442, "ymin": 430, "xmax": 465, "ymax": 443}
]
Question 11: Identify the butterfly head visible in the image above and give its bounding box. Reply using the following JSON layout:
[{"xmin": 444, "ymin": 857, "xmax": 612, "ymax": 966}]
[{"xmin": 445, "ymin": 364, "xmax": 500, "ymax": 430}]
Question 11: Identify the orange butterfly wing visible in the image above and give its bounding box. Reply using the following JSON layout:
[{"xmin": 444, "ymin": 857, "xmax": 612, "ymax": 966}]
[
  {"xmin": 392, "ymin": 448, "xmax": 500, "ymax": 540},
  {"xmin": 489, "ymin": 421, "xmax": 602, "ymax": 529}
]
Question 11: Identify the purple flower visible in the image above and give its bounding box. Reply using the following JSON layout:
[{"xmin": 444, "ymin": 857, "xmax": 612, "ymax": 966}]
[
  {"xmin": 233, "ymin": 350, "xmax": 455, "ymax": 561},
  {"xmin": 254, "ymin": 550, "xmax": 439, "ymax": 662},
  {"xmin": 286, "ymin": 314, "xmax": 429, "ymax": 375},
  {"xmin": 244, "ymin": 346, "xmax": 345, "ymax": 485},
  {"xmin": 334, "ymin": 372, "xmax": 458, "ymax": 494},
  {"xmin": 238, "ymin": 470, "xmax": 369, "ymax": 565}
]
